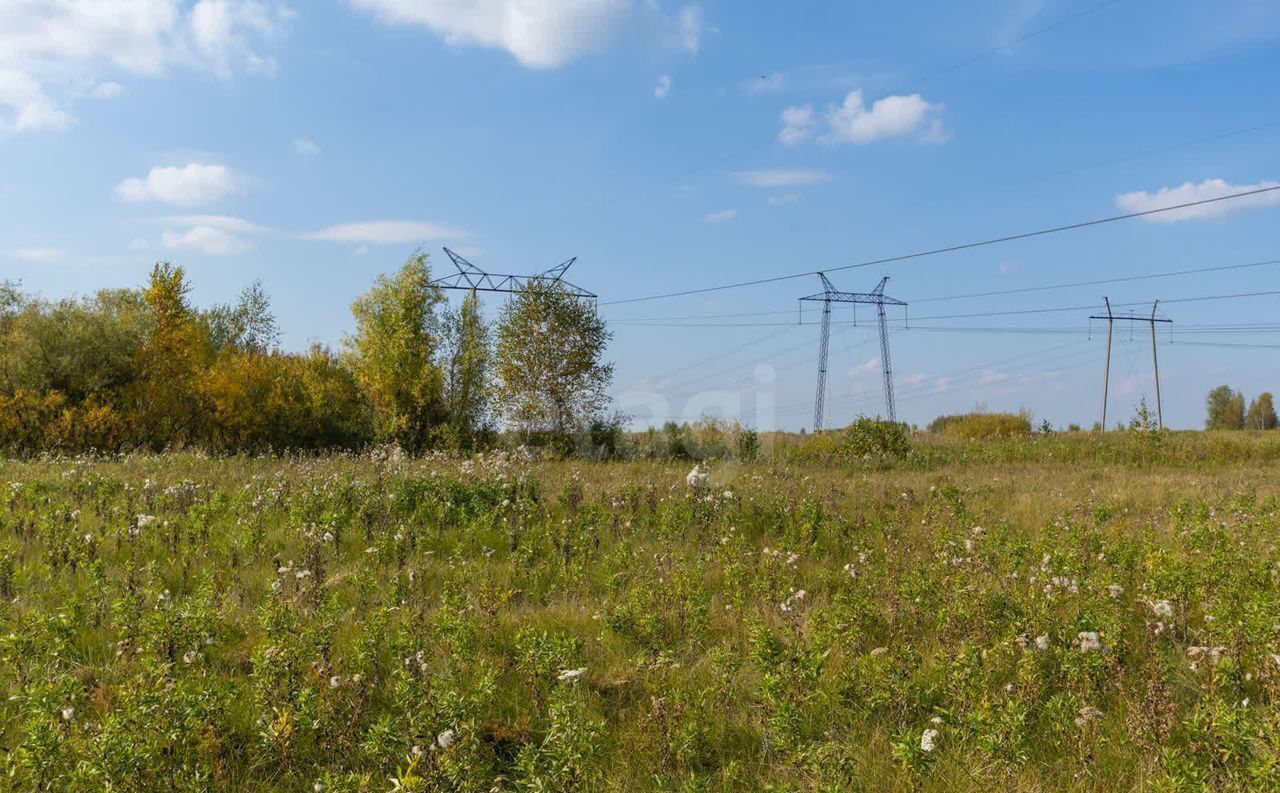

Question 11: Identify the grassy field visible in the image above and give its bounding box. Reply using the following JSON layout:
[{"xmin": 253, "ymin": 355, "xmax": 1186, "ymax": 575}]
[{"xmin": 4, "ymin": 435, "xmax": 1280, "ymax": 791}]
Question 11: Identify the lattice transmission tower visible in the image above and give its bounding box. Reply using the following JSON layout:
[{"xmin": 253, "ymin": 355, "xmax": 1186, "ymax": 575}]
[
  {"xmin": 799, "ymin": 273, "xmax": 907, "ymax": 431},
  {"xmin": 1090, "ymin": 297, "xmax": 1171, "ymax": 430},
  {"xmin": 430, "ymin": 247, "xmax": 595, "ymax": 299}
]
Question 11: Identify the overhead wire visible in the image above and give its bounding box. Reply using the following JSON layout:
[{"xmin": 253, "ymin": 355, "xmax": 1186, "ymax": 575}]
[{"xmin": 602, "ymin": 186, "xmax": 1280, "ymax": 306}]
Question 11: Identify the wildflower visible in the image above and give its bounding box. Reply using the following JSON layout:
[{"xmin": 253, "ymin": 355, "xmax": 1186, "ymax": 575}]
[
  {"xmin": 930, "ymin": 716, "xmax": 943, "ymax": 725},
  {"xmin": 843, "ymin": 562, "xmax": 857, "ymax": 579},
  {"xmin": 1188, "ymin": 646, "xmax": 1228, "ymax": 665},
  {"xmin": 1035, "ymin": 634, "xmax": 1050, "ymax": 651},
  {"xmin": 61, "ymin": 706, "xmax": 75, "ymax": 721},
  {"xmin": 436, "ymin": 729, "xmax": 457, "ymax": 749},
  {"xmin": 136, "ymin": 514, "xmax": 156, "ymax": 528},
  {"xmin": 1077, "ymin": 631, "xmax": 1103, "ymax": 653},
  {"xmin": 352, "ymin": 674, "xmax": 363, "ymax": 684},
  {"xmin": 870, "ymin": 647, "xmax": 888, "ymax": 657},
  {"xmin": 1146, "ymin": 599, "xmax": 1174, "ymax": 618},
  {"xmin": 558, "ymin": 667, "xmax": 587, "ymax": 682},
  {"xmin": 329, "ymin": 676, "xmax": 342, "ymax": 688},
  {"xmin": 779, "ymin": 589, "xmax": 807, "ymax": 613},
  {"xmin": 920, "ymin": 728, "xmax": 938, "ymax": 752},
  {"xmin": 686, "ymin": 463, "xmax": 708, "ymax": 489},
  {"xmin": 271, "ymin": 580, "xmax": 282, "ymax": 593},
  {"xmin": 1106, "ymin": 585, "xmax": 1124, "ymax": 600},
  {"xmin": 323, "ymin": 531, "xmax": 334, "ymax": 543},
  {"xmin": 183, "ymin": 650, "xmax": 197, "ymax": 664},
  {"xmin": 1075, "ymin": 705, "xmax": 1104, "ymax": 727}
]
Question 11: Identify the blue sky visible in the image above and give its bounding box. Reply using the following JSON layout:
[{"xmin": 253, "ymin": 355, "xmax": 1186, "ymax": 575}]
[{"xmin": 2, "ymin": 0, "xmax": 1279, "ymax": 431}]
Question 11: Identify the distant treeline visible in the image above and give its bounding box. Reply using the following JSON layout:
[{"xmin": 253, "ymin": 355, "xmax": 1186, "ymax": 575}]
[{"xmin": 0, "ymin": 254, "xmax": 614, "ymax": 455}]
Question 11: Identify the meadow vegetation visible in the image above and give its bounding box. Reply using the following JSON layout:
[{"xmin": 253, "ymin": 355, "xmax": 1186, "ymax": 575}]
[{"xmin": 4, "ymin": 432, "xmax": 1280, "ymax": 791}]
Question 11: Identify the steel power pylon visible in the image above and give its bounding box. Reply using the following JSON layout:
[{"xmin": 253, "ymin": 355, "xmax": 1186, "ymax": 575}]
[
  {"xmin": 1090, "ymin": 297, "xmax": 1172, "ymax": 430},
  {"xmin": 799, "ymin": 274, "xmax": 908, "ymax": 431},
  {"xmin": 430, "ymin": 247, "xmax": 596, "ymax": 299}
]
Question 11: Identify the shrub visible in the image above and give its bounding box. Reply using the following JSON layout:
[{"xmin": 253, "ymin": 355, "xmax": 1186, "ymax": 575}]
[
  {"xmin": 787, "ymin": 416, "xmax": 910, "ymax": 463},
  {"xmin": 928, "ymin": 411, "xmax": 1031, "ymax": 440}
]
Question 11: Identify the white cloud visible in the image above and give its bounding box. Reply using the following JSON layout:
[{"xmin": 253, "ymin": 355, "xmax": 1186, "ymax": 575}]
[
  {"xmin": 848, "ymin": 357, "xmax": 880, "ymax": 378},
  {"xmin": 824, "ymin": 90, "xmax": 942, "ymax": 144},
  {"xmin": 675, "ymin": 5, "xmax": 703, "ymax": 53},
  {"xmin": 162, "ymin": 226, "xmax": 253, "ymax": 256},
  {"xmin": 190, "ymin": 0, "xmax": 286, "ymax": 77},
  {"xmin": 0, "ymin": 1, "xmax": 289, "ymax": 133},
  {"xmin": 1115, "ymin": 178, "xmax": 1280, "ymax": 222},
  {"xmin": 90, "ymin": 81, "xmax": 125, "ymax": 99},
  {"xmin": 354, "ymin": 244, "xmax": 370, "ymax": 256},
  {"xmin": 293, "ymin": 136, "xmax": 321, "ymax": 156},
  {"xmin": 704, "ymin": 208, "xmax": 737, "ymax": 223},
  {"xmin": 303, "ymin": 220, "xmax": 466, "ymax": 243},
  {"xmin": 654, "ymin": 74, "xmax": 672, "ymax": 99},
  {"xmin": 768, "ymin": 193, "xmax": 800, "ymax": 206},
  {"xmin": 778, "ymin": 104, "xmax": 814, "ymax": 145},
  {"xmin": 732, "ymin": 169, "xmax": 831, "ymax": 188},
  {"xmin": 349, "ymin": 0, "xmax": 703, "ymax": 68},
  {"xmin": 115, "ymin": 163, "xmax": 241, "ymax": 206},
  {"xmin": 7, "ymin": 247, "xmax": 65, "ymax": 263},
  {"xmin": 158, "ymin": 213, "xmax": 262, "ymax": 255}
]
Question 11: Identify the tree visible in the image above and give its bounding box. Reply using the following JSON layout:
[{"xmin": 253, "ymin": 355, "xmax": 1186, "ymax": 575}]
[
  {"xmin": 134, "ymin": 263, "xmax": 209, "ymax": 447},
  {"xmin": 493, "ymin": 281, "xmax": 613, "ymax": 446},
  {"xmin": 1205, "ymin": 384, "xmax": 1245, "ymax": 430},
  {"xmin": 441, "ymin": 291, "xmax": 492, "ymax": 449},
  {"xmin": 205, "ymin": 280, "xmax": 279, "ymax": 355},
  {"xmin": 1245, "ymin": 392, "xmax": 1277, "ymax": 430},
  {"xmin": 347, "ymin": 252, "xmax": 447, "ymax": 451}
]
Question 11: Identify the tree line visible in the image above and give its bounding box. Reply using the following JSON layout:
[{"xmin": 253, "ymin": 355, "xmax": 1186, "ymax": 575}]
[
  {"xmin": 1205, "ymin": 385, "xmax": 1277, "ymax": 430},
  {"xmin": 0, "ymin": 254, "xmax": 614, "ymax": 454}
]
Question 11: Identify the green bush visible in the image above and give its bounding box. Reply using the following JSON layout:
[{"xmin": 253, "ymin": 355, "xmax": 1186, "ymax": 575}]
[
  {"xmin": 787, "ymin": 416, "xmax": 910, "ymax": 463},
  {"xmin": 928, "ymin": 411, "xmax": 1031, "ymax": 440}
]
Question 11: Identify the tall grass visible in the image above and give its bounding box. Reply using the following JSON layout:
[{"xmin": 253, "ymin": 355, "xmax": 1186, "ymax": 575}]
[{"xmin": 2, "ymin": 439, "xmax": 1280, "ymax": 790}]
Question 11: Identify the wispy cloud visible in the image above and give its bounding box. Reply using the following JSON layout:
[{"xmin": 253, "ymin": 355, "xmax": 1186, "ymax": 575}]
[
  {"xmin": 7, "ymin": 247, "xmax": 65, "ymax": 263},
  {"xmin": 302, "ymin": 220, "xmax": 467, "ymax": 243},
  {"xmin": 778, "ymin": 105, "xmax": 814, "ymax": 145},
  {"xmin": 292, "ymin": 137, "xmax": 321, "ymax": 156},
  {"xmin": 732, "ymin": 169, "xmax": 832, "ymax": 188},
  {"xmin": 654, "ymin": 74, "xmax": 672, "ymax": 99},
  {"xmin": 162, "ymin": 226, "xmax": 253, "ymax": 256},
  {"xmin": 157, "ymin": 214, "xmax": 264, "ymax": 256},
  {"xmin": 704, "ymin": 208, "xmax": 737, "ymax": 223}
]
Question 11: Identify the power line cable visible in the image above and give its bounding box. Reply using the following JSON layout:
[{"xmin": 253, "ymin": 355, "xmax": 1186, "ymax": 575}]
[
  {"xmin": 604, "ymin": 255, "xmax": 1280, "ymax": 322},
  {"xmin": 603, "ymin": 186, "xmax": 1280, "ymax": 306}
]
